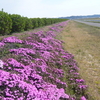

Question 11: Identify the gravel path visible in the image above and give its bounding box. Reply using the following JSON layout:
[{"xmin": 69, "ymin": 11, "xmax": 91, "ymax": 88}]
[{"xmin": 74, "ymin": 20, "xmax": 100, "ymax": 27}]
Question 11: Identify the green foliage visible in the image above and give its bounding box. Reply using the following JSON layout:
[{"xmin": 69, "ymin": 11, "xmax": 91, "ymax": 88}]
[
  {"xmin": 23, "ymin": 17, "xmax": 32, "ymax": 31},
  {"xmin": 0, "ymin": 11, "xmax": 12, "ymax": 35},
  {"xmin": 0, "ymin": 46, "xmax": 10, "ymax": 59},
  {"xmin": 30, "ymin": 18, "xmax": 39, "ymax": 28},
  {"xmin": 37, "ymin": 18, "xmax": 45, "ymax": 27},
  {"xmin": 0, "ymin": 10, "xmax": 68, "ymax": 36},
  {"xmin": 42, "ymin": 18, "xmax": 47, "ymax": 25},
  {"xmin": 14, "ymin": 43, "xmax": 23, "ymax": 48},
  {"xmin": 10, "ymin": 14, "xmax": 25, "ymax": 33}
]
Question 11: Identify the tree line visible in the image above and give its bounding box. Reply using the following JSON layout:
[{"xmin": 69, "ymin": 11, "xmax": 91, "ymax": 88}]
[{"xmin": 0, "ymin": 10, "xmax": 68, "ymax": 36}]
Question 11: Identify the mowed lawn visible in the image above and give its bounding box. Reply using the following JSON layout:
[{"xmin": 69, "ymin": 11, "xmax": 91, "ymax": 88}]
[{"xmin": 58, "ymin": 21, "xmax": 100, "ymax": 100}]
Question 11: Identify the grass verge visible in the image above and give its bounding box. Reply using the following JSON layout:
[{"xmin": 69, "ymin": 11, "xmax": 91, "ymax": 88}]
[{"xmin": 58, "ymin": 21, "xmax": 100, "ymax": 100}]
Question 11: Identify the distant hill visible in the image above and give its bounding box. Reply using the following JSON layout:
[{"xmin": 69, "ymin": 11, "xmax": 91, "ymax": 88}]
[{"xmin": 59, "ymin": 14, "xmax": 100, "ymax": 19}]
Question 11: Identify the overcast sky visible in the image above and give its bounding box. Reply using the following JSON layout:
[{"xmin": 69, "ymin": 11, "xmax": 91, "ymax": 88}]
[{"xmin": 0, "ymin": 0, "xmax": 100, "ymax": 18}]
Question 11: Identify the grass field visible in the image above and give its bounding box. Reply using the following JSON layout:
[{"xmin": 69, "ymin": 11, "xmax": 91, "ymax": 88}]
[{"xmin": 58, "ymin": 21, "xmax": 100, "ymax": 100}]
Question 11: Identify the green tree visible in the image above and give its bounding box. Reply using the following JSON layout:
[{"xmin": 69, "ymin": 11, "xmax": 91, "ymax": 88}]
[
  {"xmin": 0, "ymin": 11, "xmax": 12, "ymax": 35},
  {"xmin": 30, "ymin": 18, "xmax": 39, "ymax": 28},
  {"xmin": 37, "ymin": 18, "xmax": 45, "ymax": 27},
  {"xmin": 23, "ymin": 17, "xmax": 32, "ymax": 31},
  {"xmin": 10, "ymin": 14, "xmax": 25, "ymax": 33}
]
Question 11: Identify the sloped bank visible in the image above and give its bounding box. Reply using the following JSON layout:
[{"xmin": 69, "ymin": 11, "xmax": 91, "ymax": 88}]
[{"xmin": 0, "ymin": 21, "xmax": 87, "ymax": 100}]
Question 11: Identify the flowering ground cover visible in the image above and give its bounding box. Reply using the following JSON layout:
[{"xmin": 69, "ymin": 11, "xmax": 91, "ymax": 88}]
[{"xmin": 0, "ymin": 21, "xmax": 87, "ymax": 100}]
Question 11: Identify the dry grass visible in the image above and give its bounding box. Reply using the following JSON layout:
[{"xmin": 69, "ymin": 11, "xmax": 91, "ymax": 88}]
[{"xmin": 58, "ymin": 21, "xmax": 100, "ymax": 100}]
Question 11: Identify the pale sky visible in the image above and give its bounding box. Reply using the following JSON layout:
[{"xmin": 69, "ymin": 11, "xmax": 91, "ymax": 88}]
[{"xmin": 0, "ymin": 0, "xmax": 100, "ymax": 18}]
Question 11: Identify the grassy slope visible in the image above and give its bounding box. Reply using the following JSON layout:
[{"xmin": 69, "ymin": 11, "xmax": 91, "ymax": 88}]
[
  {"xmin": 0, "ymin": 21, "xmax": 89, "ymax": 99},
  {"xmin": 58, "ymin": 21, "xmax": 100, "ymax": 100}
]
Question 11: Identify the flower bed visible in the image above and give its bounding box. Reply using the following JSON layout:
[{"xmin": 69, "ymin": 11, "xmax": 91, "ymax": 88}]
[{"xmin": 0, "ymin": 21, "xmax": 87, "ymax": 100}]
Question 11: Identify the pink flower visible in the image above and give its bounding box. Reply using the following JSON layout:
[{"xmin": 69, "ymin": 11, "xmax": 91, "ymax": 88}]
[
  {"xmin": 0, "ymin": 42, "xmax": 5, "ymax": 48},
  {"xmin": 0, "ymin": 60, "xmax": 4, "ymax": 68},
  {"xmin": 81, "ymin": 96, "xmax": 87, "ymax": 100}
]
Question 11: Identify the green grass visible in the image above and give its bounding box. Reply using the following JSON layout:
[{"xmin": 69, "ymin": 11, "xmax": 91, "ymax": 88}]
[{"xmin": 76, "ymin": 21, "xmax": 100, "ymax": 36}]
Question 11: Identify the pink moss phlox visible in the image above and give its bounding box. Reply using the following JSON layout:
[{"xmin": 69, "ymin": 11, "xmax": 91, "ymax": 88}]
[
  {"xmin": 34, "ymin": 58, "xmax": 48, "ymax": 72},
  {"xmin": 46, "ymin": 31, "xmax": 56, "ymax": 37},
  {"xmin": 2, "ymin": 36, "xmax": 23, "ymax": 43},
  {"xmin": 5, "ymin": 58, "xmax": 24, "ymax": 67},
  {"xmin": 0, "ymin": 42, "xmax": 5, "ymax": 48},
  {"xmin": 76, "ymin": 79, "xmax": 85, "ymax": 83},
  {"xmin": 0, "ymin": 69, "xmax": 69, "ymax": 99},
  {"xmin": 52, "ymin": 68, "xmax": 64, "ymax": 78},
  {"xmin": 0, "ymin": 21, "xmax": 87, "ymax": 99},
  {"xmin": 9, "ymin": 48, "xmax": 35, "ymax": 55},
  {"xmin": 81, "ymin": 96, "xmax": 87, "ymax": 100},
  {"xmin": 78, "ymin": 85, "xmax": 87, "ymax": 89}
]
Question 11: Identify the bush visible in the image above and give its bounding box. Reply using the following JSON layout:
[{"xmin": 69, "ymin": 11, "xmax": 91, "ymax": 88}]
[
  {"xmin": 30, "ymin": 18, "xmax": 39, "ymax": 29},
  {"xmin": 23, "ymin": 17, "xmax": 32, "ymax": 31},
  {"xmin": 10, "ymin": 14, "xmax": 25, "ymax": 33},
  {"xmin": 37, "ymin": 18, "xmax": 45, "ymax": 27},
  {"xmin": 0, "ymin": 11, "xmax": 12, "ymax": 35},
  {"xmin": 0, "ymin": 10, "xmax": 68, "ymax": 36}
]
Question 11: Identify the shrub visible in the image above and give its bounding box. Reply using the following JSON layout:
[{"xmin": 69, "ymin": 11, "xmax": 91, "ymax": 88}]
[
  {"xmin": 30, "ymin": 18, "xmax": 39, "ymax": 29},
  {"xmin": 23, "ymin": 17, "xmax": 32, "ymax": 31},
  {"xmin": 0, "ymin": 11, "xmax": 12, "ymax": 35},
  {"xmin": 10, "ymin": 14, "xmax": 25, "ymax": 33},
  {"xmin": 37, "ymin": 18, "xmax": 45, "ymax": 27}
]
